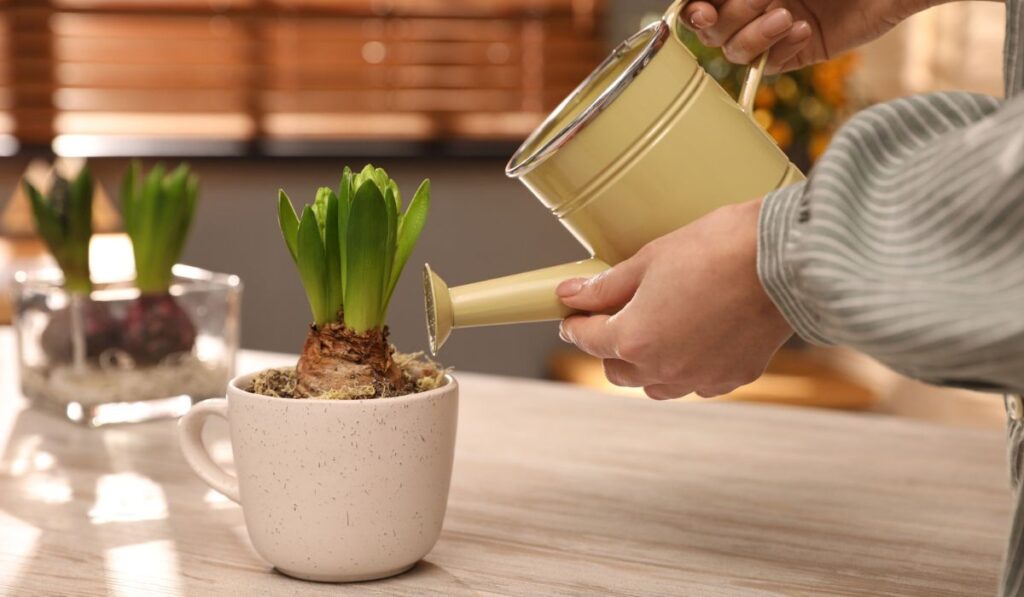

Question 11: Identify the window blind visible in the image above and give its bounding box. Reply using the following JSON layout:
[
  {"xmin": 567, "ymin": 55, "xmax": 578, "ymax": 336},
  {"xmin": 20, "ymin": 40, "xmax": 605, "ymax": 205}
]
[
  {"xmin": 0, "ymin": 0, "xmax": 14, "ymax": 154},
  {"xmin": 6, "ymin": 0, "xmax": 604, "ymax": 155}
]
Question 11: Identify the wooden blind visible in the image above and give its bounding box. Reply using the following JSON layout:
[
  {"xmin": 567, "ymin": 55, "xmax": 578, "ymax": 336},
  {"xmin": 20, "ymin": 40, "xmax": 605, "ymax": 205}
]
[
  {"xmin": 0, "ymin": 0, "xmax": 13, "ymax": 154},
  {"xmin": 5, "ymin": 0, "xmax": 604, "ymax": 155}
]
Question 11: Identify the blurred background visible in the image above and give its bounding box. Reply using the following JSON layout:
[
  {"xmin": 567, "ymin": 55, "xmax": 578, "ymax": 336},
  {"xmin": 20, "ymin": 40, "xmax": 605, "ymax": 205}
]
[{"xmin": 0, "ymin": 0, "xmax": 1011, "ymax": 425}]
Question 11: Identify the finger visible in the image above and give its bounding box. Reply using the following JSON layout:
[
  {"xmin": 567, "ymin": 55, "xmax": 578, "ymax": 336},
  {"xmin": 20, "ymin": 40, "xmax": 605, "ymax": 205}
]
[
  {"xmin": 680, "ymin": 1, "xmax": 719, "ymax": 30},
  {"xmin": 695, "ymin": 385, "xmax": 736, "ymax": 398},
  {"xmin": 557, "ymin": 255, "xmax": 647, "ymax": 314},
  {"xmin": 559, "ymin": 314, "xmax": 620, "ymax": 360},
  {"xmin": 699, "ymin": 0, "xmax": 774, "ymax": 47},
  {"xmin": 603, "ymin": 358, "xmax": 648, "ymax": 388},
  {"xmin": 765, "ymin": 22, "xmax": 812, "ymax": 74},
  {"xmin": 644, "ymin": 385, "xmax": 693, "ymax": 401},
  {"xmin": 722, "ymin": 8, "xmax": 796, "ymax": 65}
]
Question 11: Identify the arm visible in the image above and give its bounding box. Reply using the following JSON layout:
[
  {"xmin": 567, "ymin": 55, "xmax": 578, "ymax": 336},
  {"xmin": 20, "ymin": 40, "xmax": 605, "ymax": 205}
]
[{"xmin": 760, "ymin": 90, "xmax": 1024, "ymax": 393}]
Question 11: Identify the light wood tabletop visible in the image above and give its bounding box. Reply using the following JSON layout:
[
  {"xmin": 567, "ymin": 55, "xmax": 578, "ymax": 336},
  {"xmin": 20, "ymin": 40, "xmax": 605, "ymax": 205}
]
[{"xmin": 0, "ymin": 328, "xmax": 1014, "ymax": 596}]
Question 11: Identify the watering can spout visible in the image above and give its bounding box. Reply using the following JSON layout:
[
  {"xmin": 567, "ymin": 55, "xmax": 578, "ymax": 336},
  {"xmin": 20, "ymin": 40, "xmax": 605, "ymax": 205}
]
[{"xmin": 423, "ymin": 259, "xmax": 610, "ymax": 354}]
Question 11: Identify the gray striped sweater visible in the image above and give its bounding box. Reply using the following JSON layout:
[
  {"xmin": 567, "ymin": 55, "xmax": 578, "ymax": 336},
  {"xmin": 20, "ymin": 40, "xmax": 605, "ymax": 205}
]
[{"xmin": 757, "ymin": 1, "xmax": 1024, "ymax": 593}]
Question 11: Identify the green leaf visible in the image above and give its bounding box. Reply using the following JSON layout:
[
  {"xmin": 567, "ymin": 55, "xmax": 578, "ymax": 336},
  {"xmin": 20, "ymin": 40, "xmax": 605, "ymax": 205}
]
[
  {"xmin": 388, "ymin": 179, "xmax": 401, "ymax": 213},
  {"xmin": 120, "ymin": 161, "xmax": 139, "ymax": 240},
  {"xmin": 277, "ymin": 189, "xmax": 300, "ymax": 264},
  {"xmin": 323, "ymin": 189, "xmax": 343, "ymax": 321},
  {"xmin": 65, "ymin": 168, "xmax": 94, "ymax": 292},
  {"xmin": 158, "ymin": 164, "xmax": 190, "ymax": 281},
  {"xmin": 122, "ymin": 162, "xmax": 200, "ymax": 293},
  {"xmin": 381, "ymin": 185, "xmax": 398, "ymax": 319},
  {"xmin": 343, "ymin": 179, "xmax": 388, "ymax": 333},
  {"xmin": 312, "ymin": 187, "xmax": 332, "ymax": 242},
  {"xmin": 386, "ymin": 179, "xmax": 430, "ymax": 303},
  {"xmin": 373, "ymin": 167, "xmax": 389, "ymax": 194},
  {"xmin": 338, "ymin": 167, "xmax": 354, "ymax": 205},
  {"xmin": 297, "ymin": 206, "xmax": 329, "ymax": 325},
  {"xmin": 171, "ymin": 167, "xmax": 198, "ymax": 276},
  {"xmin": 25, "ymin": 171, "xmax": 94, "ymax": 294},
  {"xmin": 68, "ymin": 167, "xmax": 93, "ymax": 242},
  {"xmin": 25, "ymin": 181, "xmax": 63, "ymax": 256},
  {"xmin": 354, "ymin": 164, "xmax": 376, "ymax": 192},
  {"xmin": 132, "ymin": 164, "xmax": 165, "ymax": 292},
  {"xmin": 337, "ymin": 167, "xmax": 353, "ymax": 296}
]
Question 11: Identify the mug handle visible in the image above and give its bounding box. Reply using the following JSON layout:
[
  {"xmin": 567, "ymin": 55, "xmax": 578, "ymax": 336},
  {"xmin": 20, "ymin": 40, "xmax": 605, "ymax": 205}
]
[
  {"xmin": 664, "ymin": 0, "xmax": 769, "ymax": 114},
  {"xmin": 178, "ymin": 398, "xmax": 241, "ymax": 503}
]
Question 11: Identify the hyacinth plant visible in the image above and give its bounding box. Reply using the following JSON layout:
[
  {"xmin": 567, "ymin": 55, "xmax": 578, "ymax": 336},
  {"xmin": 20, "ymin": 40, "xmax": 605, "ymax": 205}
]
[
  {"xmin": 120, "ymin": 162, "xmax": 200, "ymax": 365},
  {"xmin": 276, "ymin": 165, "xmax": 430, "ymax": 398},
  {"xmin": 24, "ymin": 167, "xmax": 94, "ymax": 295},
  {"xmin": 25, "ymin": 166, "xmax": 118, "ymax": 364}
]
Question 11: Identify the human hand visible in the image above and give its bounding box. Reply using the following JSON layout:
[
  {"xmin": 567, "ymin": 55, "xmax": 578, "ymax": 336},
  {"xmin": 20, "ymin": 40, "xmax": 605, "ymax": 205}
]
[
  {"xmin": 678, "ymin": 0, "xmax": 934, "ymax": 73},
  {"xmin": 557, "ymin": 198, "xmax": 793, "ymax": 400}
]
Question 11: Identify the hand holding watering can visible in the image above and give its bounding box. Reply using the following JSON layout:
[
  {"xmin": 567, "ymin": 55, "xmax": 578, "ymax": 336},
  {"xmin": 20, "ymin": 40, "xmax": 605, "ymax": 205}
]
[
  {"xmin": 424, "ymin": 0, "xmax": 804, "ymax": 357},
  {"xmin": 556, "ymin": 194, "xmax": 793, "ymax": 400}
]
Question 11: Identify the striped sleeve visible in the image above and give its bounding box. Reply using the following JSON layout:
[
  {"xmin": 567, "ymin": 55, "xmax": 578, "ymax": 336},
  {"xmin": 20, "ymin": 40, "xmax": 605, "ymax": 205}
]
[{"xmin": 758, "ymin": 91, "xmax": 1024, "ymax": 394}]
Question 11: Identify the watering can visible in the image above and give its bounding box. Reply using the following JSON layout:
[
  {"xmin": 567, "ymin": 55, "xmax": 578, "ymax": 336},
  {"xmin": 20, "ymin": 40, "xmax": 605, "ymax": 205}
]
[{"xmin": 424, "ymin": 0, "xmax": 806, "ymax": 354}]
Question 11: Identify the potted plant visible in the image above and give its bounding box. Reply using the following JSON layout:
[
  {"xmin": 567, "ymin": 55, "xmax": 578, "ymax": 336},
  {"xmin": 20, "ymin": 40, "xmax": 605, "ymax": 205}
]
[
  {"xmin": 120, "ymin": 161, "xmax": 201, "ymax": 365},
  {"xmin": 24, "ymin": 167, "xmax": 119, "ymax": 366},
  {"xmin": 178, "ymin": 165, "xmax": 456, "ymax": 583},
  {"xmin": 13, "ymin": 162, "xmax": 241, "ymax": 426}
]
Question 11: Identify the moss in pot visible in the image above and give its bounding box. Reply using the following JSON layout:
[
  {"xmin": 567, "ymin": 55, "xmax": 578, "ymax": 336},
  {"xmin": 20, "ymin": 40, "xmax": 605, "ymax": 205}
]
[
  {"xmin": 252, "ymin": 164, "xmax": 444, "ymax": 399},
  {"xmin": 120, "ymin": 162, "xmax": 199, "ymax": 365}
]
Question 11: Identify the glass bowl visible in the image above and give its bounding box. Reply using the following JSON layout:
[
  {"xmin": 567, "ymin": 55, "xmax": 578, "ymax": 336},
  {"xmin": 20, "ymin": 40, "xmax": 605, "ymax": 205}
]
[{"xmin": 11, "ymin": 265, "xmax": 242, "ymax": 426}]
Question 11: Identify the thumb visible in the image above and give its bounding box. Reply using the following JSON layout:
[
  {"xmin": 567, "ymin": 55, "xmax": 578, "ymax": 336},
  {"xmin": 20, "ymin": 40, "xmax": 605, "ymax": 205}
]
[{"xmin": 556, "ymin": 255, "xmax": 646, "ymax": 313}]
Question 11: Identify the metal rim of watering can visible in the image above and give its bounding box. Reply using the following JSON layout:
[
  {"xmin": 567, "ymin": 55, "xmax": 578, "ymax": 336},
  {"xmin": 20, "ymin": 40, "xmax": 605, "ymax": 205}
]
[
  {"xmin": 505, "ymin": 19, "xmax": 671, "ymax": 179},
  {"xmin": 506, "ymin": 2, "xmax": 769, "ymax": 180}
]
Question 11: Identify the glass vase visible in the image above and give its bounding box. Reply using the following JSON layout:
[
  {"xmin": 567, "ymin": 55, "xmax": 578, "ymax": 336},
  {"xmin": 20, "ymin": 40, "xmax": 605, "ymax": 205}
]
[{"xmin": 12, "ymin": 265, "xmax": 242, "ymax": 426}]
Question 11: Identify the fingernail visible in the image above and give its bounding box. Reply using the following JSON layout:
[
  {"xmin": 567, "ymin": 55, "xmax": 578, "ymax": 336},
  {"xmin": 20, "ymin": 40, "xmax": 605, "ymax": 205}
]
[
  {"xmin": 557, "ymin": 278, "xmax": 585, "ymax": 298},
  {"xmin": 558, "ymin": 323, "xmax": 570, "ymax": 343},
  {"xmin": 690, "ymin": 10, "xmax": 709, "ymax": 29},
  {"xmin": 790, "ymin": 20, "xmax": 812, "ymax": 40},
  {"xmin": 760, "ymin": 9, "xmax": 793, "ymax": 38}
]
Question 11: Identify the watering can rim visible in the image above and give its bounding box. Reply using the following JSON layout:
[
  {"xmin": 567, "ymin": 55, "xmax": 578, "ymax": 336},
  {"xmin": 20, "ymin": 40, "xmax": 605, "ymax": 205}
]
[{"xmin": 504, "ymin": 18, "xmax": 671, "ymax": 179}]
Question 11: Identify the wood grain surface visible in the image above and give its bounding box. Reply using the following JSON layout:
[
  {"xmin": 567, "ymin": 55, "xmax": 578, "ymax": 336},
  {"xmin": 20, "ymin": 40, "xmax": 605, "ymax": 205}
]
[{"xmin": 0, "ymin": 328, "xmax": 1013, "ymax": 596}]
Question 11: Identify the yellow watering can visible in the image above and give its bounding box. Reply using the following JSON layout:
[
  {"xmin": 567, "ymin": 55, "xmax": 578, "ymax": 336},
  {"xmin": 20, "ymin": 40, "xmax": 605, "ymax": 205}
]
[{"xmin": 424, "ymin": 0, "xmax": 805, "ymax": 354}]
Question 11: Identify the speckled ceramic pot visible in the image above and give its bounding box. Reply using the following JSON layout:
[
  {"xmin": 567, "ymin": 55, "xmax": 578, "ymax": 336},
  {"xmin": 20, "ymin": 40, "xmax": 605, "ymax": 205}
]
[{"xmin": 178, "ymin": 372, "xmax": 458, "ymax": 582}]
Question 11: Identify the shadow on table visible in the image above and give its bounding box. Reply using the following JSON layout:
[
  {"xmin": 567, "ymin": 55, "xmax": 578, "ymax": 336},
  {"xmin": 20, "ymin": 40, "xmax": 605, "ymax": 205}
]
[{"xmin": 267, "ymin": 560, "xmax": 476, "ymax": 594}]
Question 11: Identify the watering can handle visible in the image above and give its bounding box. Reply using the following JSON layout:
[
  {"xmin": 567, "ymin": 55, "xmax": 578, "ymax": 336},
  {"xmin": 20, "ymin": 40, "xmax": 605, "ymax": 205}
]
[{"xmin": 664, "ymin": 0, "xmax": 769, "ymax": 114}]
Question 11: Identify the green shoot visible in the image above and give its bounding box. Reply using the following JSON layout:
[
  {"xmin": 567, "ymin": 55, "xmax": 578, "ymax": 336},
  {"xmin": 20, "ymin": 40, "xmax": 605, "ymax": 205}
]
[
  {"xmin": 277, "ymin": 165, "xmax": 431, "ymax": 333},
  {"xmin": 121, "ymin": 161, "xmax": 199, "ymax": 294},
  {"xmin": 24, "ymin": 167, "xmax": 94, "ymax": 294}
]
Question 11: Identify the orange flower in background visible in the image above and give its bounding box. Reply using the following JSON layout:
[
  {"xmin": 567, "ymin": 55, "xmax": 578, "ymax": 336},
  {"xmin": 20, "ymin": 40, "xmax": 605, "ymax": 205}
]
[
  {"xmin": 773, "ymin": 75, "xmax": 800, "ymax": 105},
  {"xmin": 810, "ymin": 131, "xmax": 832, "ymax": 161},
  {"xmin": 679, "ymin": 28, "xmax": 861, "ymax": 167},
  {"xmin": 768, "ymin": 121, "xmax": 793, "ymax": 149},
  {"xmin": 753, "ymin": 108, "xmax": 774, "ymax": 130},
  {"xmin": 812, "ymin": 53, "xmax": 859, "ymax": 107},
  {"xmin": 755, "ymin": 85, "xmax": 776, "ymax": 109}
]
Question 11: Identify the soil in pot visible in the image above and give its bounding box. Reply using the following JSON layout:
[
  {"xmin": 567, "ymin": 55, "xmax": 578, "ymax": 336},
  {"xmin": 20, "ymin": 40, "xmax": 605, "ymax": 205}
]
[{"xmin": 251, "ymin": 324, "xmax": 445, "ymax": 400}]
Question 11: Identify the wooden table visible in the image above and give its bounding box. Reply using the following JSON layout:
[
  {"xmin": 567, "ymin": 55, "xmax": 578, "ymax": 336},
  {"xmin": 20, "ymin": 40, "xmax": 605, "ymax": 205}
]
[{"xmin": 0, "ymin": 328, "xmax": 1014, "ymax": 596}]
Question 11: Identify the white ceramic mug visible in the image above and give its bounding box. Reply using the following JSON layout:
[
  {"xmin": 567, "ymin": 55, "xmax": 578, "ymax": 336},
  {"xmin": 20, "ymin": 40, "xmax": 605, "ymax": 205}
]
[{"xmin": 178, "ymin": 372, "xmax": 458, "ymax": 582}]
